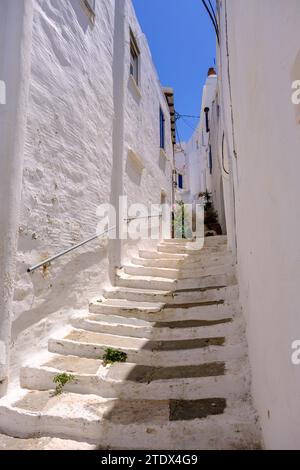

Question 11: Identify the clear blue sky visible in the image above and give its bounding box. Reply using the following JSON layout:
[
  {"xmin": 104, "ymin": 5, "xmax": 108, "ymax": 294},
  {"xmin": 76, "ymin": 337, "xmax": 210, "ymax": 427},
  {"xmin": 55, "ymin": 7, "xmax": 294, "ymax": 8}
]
[{"xmin": 132, "ymin": 0, "xmax": 217, "ymax": 142}]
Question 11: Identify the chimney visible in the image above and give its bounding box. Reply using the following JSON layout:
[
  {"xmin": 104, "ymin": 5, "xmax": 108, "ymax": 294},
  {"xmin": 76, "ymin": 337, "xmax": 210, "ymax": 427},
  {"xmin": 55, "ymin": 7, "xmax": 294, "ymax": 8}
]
[{"xmin": 208, "ymin": 67, "xmax": 217, "ymax": 77}]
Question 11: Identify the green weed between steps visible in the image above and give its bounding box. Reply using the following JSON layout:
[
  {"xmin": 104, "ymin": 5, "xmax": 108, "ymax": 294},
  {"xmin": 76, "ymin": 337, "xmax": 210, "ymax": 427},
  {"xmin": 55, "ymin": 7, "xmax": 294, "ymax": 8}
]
[
  {"xmin": 53, "ymin": 373, "xmax": 75, "ymax": 395},
  {"xmin": 102, "ymin": 348, "xmax": 128, "ymax": 366}
]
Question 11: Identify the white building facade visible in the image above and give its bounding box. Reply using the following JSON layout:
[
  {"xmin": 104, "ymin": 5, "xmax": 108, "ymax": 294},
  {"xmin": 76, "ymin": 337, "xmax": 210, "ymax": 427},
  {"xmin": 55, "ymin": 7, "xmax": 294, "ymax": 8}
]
[
  {"xmin": 209, "ymin": 0, "xmax": 300, "ymax": 449},
  {"xmin": 175, "ymin": 68, "xmax": 226, "ymax": 233},
  {"xmin": 0, "ymin": 0, "xmax": 174, "ymax": 394}
]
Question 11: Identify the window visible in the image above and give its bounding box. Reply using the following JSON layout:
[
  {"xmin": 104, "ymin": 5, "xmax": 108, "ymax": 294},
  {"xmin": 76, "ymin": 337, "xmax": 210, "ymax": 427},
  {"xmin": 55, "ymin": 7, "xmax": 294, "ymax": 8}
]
[
  {"xmin": 209, "ymin": 145, "xmax": 213, "ymax": 174},
  {"xmin": 160, "ymin": 108, "xmax": 165, "ymax": 150},
  {"xmin": 178, "ymin": 174, "xmax": 183, "ymax": 189},
  {"xmin": 130, "ymin": 30, "xmax": 140, "ymax": 85}
]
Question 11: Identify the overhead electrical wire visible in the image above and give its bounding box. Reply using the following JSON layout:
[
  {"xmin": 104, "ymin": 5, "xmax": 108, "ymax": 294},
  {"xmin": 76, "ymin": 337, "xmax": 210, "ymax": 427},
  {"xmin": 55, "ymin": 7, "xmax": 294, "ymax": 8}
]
[
  {"xmin": 181, "ymin": 117, "xmax": 197, "ymax": 133},
  {"xmin": 201, "ymin": 0, "xmax": 220, "ymax": 44},
  {"xmin": 208, "ymin": 0, "xmax": 219, "ymax": 35},
  {"xmin": 178, "ymin": 113, "xmax": 200, "ymax": 119}
]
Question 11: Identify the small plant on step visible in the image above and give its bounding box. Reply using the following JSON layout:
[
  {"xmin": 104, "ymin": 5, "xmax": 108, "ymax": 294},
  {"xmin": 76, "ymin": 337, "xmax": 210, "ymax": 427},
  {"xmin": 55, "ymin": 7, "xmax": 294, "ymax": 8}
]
[
  {"xmin": 53, "ymin": 373, "xmax": 75, "ymax": 396},
  {"xmin": 102, "ymin": 348, "xmax": 128, "ymax": 366}
]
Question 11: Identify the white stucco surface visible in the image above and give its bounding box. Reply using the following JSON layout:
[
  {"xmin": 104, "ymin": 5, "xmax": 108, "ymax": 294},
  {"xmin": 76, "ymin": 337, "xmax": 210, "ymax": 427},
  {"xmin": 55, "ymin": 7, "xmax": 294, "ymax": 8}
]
[
  {"xmin": 216, "ymin": 0, "xmax": 300, "ymax": 449},
  {"xmin": 6, "ymin": 0, "xmax": 173, "ymax": 384}
]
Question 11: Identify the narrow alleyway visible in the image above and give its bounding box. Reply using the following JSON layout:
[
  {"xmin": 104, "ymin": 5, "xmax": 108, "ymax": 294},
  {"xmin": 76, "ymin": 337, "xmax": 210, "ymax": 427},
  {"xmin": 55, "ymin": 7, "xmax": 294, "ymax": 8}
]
[{"xmin": 0, "ymin": 236, "xmax": 261, "ymax": 450}]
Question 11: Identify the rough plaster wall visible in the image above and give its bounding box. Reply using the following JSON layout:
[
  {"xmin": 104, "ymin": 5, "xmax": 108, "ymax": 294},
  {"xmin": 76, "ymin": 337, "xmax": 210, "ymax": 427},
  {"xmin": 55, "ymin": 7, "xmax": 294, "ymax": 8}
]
[
  {"xmin": 123, "ymin": 0, "xmax": 173, "ymax": 210},
  {"xmin": 222, "ymin": 0, "xmax": 300, "ymax": 449},
  {"xmin": 209, "ymin": 97, "xmax": 227, "ymax": 234},
  {"xmin": 174, "ymin": 147, "xmax": 191, "ymax": 202},
  {"xmin": 185, "ymin": 128, "xmax": 202, "ymax": 199},
  {"xmin": 11, "ymin": 0, "xmax": 172, "ymax": 382},
  {"xmin": 11, "ymin": 0, "xmax": 115, "ymax": 376},
  {"xmin": 183, "ymin": 75, "xmax": 217, "ymax": 200}
]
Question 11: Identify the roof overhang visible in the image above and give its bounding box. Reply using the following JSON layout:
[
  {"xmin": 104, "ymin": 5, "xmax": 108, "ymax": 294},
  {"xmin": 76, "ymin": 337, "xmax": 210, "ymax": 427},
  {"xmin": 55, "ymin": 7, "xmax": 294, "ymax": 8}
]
[{"xmin": 163, "ymin": 87, "xmax": 176, "ymax": 145}]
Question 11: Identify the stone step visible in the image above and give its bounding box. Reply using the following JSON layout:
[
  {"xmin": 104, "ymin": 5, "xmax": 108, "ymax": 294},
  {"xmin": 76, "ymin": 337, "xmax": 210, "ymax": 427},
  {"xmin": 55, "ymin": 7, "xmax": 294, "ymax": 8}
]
[
  {"xmin": 132, "ymin": 253, "xmax": 234, "ymax": 269},
  {"xmin": 124, "ymin": 264, "xmax": 180, "ymax": 279},
  {"xmin": 48, "ymin": 328, "xmax": 245, "ymax": 367},
  {"xmin": 117, "ymin": 270, "xmax": 236, "ymax": 291},
  {"xmin": 0, "ymin": 433, "xmax": 97, "ymax": 450},
  {"xmin": 157, "ymin": 244, "xmax": 227, "ymax": 255},
  {"xmin": 163, "ymin": 238, "xmax": 192, "ymax": 244},
  {"xmin": 203, "ymin": 235, "xmax": 228, "ymax": 246},
  {"xmin": 20, "ymin": 354, "xmax": 249, "ymax": 401},
  {"xmin": 71, "ymin": 312, "xmax": 233, "ymax": 340},
  {"xmin": 139, "ymin": 250, "xmax": 187, "ymax": 260},
  {"xmin": 89, "ymin": 298, "xmax": 165, "ymax": 316},
  {"xmin": 0, "ymin": 390, "xmax": 260, "ymax": 449},
  {"xmin": 88, "ymin": 301, "xmax": 237, "ymax": 323},
  {"xmin": 103, "ymin": 285, "xmax": 239, "ymax": 304},
  {"xmin": 161, "ymin": 237, "xmax": 228, "ymax": 249},
  {"xmin": 116, "ymin": 272, "xmax": 176, "ymax": 290},
  {"xmin": 139, "ymin": 246, "xmax": 228, "ymax": 261},
  {"xmin": 132, "ymin": 257, "xmax": 183, "ymax": 269},
  {"xmin": 125, "ymin": 263, "xmax": 236, "ymax": 280}
]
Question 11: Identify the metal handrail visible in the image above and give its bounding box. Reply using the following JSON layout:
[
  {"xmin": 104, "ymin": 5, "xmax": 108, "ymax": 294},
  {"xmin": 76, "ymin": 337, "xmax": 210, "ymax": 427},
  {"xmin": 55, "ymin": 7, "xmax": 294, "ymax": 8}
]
[{"xmin": 27, "ymin": 214, "xmax": 162, "ymax": 273}]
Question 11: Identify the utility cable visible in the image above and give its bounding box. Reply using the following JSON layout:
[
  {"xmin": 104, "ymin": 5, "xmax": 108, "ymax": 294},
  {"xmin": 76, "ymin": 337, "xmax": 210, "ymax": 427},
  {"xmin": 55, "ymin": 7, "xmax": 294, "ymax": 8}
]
[
  {"xmin": 201, "ymin": 0, "xmax": 220, "ymax": 44},
  {"xmin": 208, "ymin": 0, "xmax": 219, "ymax": 36},
  {"xmin": 181, "ymin": 116, "xmax": 197, "ymax": 133}
]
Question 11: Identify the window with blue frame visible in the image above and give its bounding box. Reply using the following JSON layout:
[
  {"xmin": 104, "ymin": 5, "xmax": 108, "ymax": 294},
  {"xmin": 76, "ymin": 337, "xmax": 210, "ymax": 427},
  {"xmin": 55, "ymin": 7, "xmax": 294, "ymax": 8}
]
[
  {"xmin": 209, "ymin": 145, "xmax": 213, "ymax": 174},
  {"xmin": 178, "ymin": 174, "xmax": 183, "ymax": 189},
  {"xmin": 160, "ymin": 108, "xmax": 165, "ymax": 149},
  {"xmin": 130, "ymin": 30, "xmax": 140, "ymax": 85}
]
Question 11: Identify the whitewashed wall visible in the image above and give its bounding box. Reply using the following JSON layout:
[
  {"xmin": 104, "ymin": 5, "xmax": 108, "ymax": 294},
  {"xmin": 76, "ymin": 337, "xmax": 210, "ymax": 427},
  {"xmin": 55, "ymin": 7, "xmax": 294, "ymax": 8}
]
[
  {"xmin": 124, "ymin": 0, "xmax": 173, "ymax": 208},
  {"xmin": 217, "ymin": 0, "xmax": 300, "ymax": 449},
  {"xmin": 209, "ymin": 93, "xmax": 227, "ymax": 234},
  {"xmin": 0, "ymin": 0, "xmax": 34, "ymax": 393},
  {"xmin": 8, "ymin": 0, "xmax": 172, "ymax": 385},
  {"xmin": 174, "ymin": 144, "xmax": 191, "ymax": 203},
  {"xmin": 181, "ymin": 73, "xmax": 218, "ymax": 203}
]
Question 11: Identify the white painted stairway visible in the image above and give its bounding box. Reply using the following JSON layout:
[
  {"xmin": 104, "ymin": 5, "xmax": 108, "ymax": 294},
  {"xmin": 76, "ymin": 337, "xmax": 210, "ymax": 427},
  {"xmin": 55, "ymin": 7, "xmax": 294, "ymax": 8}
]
[{"xmin": 0, "ymin": 236, "xmax": 261, "ymax": 450}]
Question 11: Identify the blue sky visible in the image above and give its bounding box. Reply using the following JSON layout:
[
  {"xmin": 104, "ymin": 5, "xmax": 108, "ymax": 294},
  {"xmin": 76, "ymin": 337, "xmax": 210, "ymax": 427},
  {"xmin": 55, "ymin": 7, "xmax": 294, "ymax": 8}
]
[{"xmin": 132, "ymin": 0, "xmax": 217, "ymax": 142}]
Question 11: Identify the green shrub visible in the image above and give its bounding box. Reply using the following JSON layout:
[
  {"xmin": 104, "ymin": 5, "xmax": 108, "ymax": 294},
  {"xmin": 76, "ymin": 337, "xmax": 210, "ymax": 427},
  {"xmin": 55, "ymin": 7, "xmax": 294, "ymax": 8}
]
[
  {"xmin": 53, "ymin": 373, "xmax": 75, "ymax": 395},
  {"xmin": 102, "ymin": 348, "xmax": 128, "ymax": 366}
]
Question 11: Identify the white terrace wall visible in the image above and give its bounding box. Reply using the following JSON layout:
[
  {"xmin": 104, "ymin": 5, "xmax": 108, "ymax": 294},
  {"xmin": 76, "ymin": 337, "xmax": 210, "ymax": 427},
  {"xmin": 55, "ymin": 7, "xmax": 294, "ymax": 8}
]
[
  {"xmin": 217, "ymin": 0, "xmax": 300, "ymax": 449},
  {"xmin": 7, "ymin": 0, "xmax": 172, "ymax": 386}
]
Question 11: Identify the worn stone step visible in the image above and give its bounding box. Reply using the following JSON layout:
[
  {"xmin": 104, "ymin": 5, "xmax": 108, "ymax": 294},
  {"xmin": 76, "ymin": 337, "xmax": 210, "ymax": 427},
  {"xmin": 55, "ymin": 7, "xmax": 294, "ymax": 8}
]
[
  {"xmin": 20, "ymin": 354, "xmax": 250, "ymax": 401},
  {"xmin": 126, "ymin": 262, "xmax": 235, "ymax": 279},
  {"xmin": 203, "ymin": 236, "xmax": 228, "ymax": 246},
  {"xmin": 89, "ymin": 299, "xmax": 237, "ymax": 322},
  {"xmin": 0, "ymin": 433, "xmax": 97, "ymax": 450},
  {"xmin": 139, "ymin": 249, "xmax": 187, "ymax": 260},
  {"xmin": 132, "ymin": 253, "xmax": 234, "ymax": 269},
  {"xmin": 116, "ymin": 272, "xmax": 176, "ymax": 290},
  {"xmin": 48, "ymin": 328, "xmax": 245, "ymax": 367},
  {"xmin": 103, "ymin": 285, "xmax": 238, "ymax": 304},
  {"xmin": 124, "ymin": 264, "xmax": 180, "ymax": 279},
  {"xmin": 0, "ymin": 390, "xmax": 260, "ymax": 449},
  {"xmin": 116, "ymin": 271, "xmax": 236, "ymax": 291},
  {"xmin": 163, "ymin": 238, "xmax": 191, "ymax": 244},
  {"xmin": 71, "ymin": 312, "xmax": 233, "ymax": 340},
  {"xmin": 89, "ymin": 298, "xmax": 165, "ymax": 316},
  {"xmin": 157, "ymin": 244, "xmax": 228, "ymax": 255},
  {"xmin": 132, "ymin": 257, "xmax": 183, "ymax": 269}
]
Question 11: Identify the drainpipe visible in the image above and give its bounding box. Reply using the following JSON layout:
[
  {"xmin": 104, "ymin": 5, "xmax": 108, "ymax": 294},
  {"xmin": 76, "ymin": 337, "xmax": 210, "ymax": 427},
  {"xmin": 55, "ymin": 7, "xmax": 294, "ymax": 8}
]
[{"xmin": 0, "ymin": 0, "xmax": 34, "ymax": 396}]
